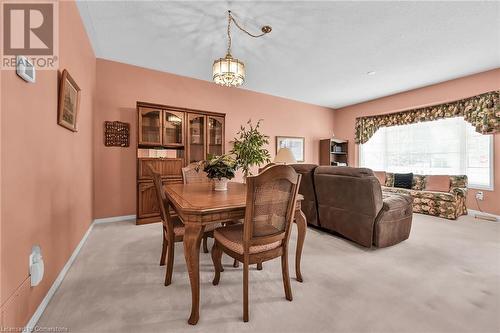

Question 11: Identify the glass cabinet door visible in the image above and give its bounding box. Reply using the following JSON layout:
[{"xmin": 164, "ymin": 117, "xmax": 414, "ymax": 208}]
[
  {"xmin": 163, "ymin": 110, "xmax": 184, "ymax": 146},
  {"xmin": 139, "ymin": 107, "xmax": 162, "ymax": 146},
  {"xmin": 187, "ymin": 114, "xmax": 206, "ymax": 163},
  {"xmin": 207, "ymin": 116, "xmax": 224, "ymax": 156}
]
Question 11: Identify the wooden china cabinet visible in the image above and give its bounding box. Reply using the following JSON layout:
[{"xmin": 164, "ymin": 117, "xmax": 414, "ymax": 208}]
[
  {"xmin": 136, "ymin": 102, "xmax": 225, "ymax": 224},
  {"xmin": 186, "ymin": 114, "xmax": 225, "ymax": 163}
]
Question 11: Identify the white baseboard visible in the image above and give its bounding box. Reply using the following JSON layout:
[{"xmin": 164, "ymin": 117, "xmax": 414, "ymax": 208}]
[
  {"xmin": 25, "ymin": 222, "xmax": 94, "ymax": 332},
  {"xmin": 467, "ymin": 209, "xmax": 500, "ymax": 221},
  {"xmin": 25, "ymin": 214, "xmax": 136, "ymax": 331},
  {"xmin": 93, "ymin": 214, "xmax": 136, "ymax": 224}
]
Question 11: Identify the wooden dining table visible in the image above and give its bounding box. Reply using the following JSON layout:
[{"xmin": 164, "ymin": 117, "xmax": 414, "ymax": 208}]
[{"xmin": 164, "ymin": 181, "xmax": 307, "ymax": 325}]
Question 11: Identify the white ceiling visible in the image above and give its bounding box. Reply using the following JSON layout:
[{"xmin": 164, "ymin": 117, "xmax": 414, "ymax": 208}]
[{"xmin": 77, "ymin": 1, "xmax": 500, "ymax": 108}]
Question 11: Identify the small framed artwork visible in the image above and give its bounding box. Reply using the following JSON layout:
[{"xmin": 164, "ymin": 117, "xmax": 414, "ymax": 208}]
[
  {"xmin": 276, "ymin": 136, "xmax": 305, "ymax": 162},
  {"xmin": 57, "ymin": 69, "xmax": 81, "ymax": 132}
]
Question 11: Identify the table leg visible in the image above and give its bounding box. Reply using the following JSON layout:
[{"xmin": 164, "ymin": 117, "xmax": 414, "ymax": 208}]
[
  {"xmin": 294, "ymin": 210, "xmax": 307, "ymax": 283},
  {"xmin": 183, "ymin": 223, "xmax": 205, "ymax": 325}
]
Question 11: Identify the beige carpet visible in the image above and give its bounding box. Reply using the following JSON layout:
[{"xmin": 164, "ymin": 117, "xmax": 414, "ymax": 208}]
[{"xmin": 37, "ymin": 214, "xmax": 500, "ymax": 333}]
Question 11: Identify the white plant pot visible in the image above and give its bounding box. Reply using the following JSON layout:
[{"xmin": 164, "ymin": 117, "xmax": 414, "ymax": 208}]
[{"xmin": 213, "ymin": 177, "xmax": 229, "ymax": 191}]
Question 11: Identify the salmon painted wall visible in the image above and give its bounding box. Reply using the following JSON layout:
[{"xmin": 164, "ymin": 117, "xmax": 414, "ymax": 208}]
[
  {"xmin": 94, "ymin": 59, "xmax": 335, "ymax": 218},
  {"xmin": 0, "ymin": 1, "xmax": 95, "ymax": 328},
  {"xmin": 333, "ymin": 69, "xmax": 500, "ymax": 215},
  {"xmin": 0, "ymin": 45, "xmax": 3, "ymax": 329}
]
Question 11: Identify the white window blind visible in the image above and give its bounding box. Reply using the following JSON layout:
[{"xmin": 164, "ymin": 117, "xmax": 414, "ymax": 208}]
[{"xmin": 359, "ymin": 117, "xmax": 493, "ymax": 189}]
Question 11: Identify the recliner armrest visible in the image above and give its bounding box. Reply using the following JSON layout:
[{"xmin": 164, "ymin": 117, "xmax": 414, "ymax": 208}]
[{"xmin": 375, "ymin": 193, "xmax": 413, "ymax": 248}]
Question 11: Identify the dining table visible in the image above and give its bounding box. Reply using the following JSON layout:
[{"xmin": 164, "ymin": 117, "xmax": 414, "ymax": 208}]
[{"xmin": 164, "ymin": 181, "xmax": 307, "ymax": 325}]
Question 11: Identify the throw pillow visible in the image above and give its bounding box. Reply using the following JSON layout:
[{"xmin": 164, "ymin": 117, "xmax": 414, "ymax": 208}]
[
  {"xmin": 373, "ymin": 171, "xmax": 386, "ymax": 186},
  {"xmin": 425, "ymin": 175, "xmax": 450, "ymax": 192},
  {"xmin": 385, "ymin": 173, "xmax": 395, "ymax": 187},
  {"xmin": 394, "ymin": 173, "xmax": 413, "ymax": 189},
  {"xmin": 412, "ymin": 175, "xmax": 426, "ymax": 190}
]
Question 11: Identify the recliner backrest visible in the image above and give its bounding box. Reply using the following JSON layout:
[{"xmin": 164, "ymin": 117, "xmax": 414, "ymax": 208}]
[{"xmin": 313, "ymin": 166, "xmax": 383, "ymax": 247}]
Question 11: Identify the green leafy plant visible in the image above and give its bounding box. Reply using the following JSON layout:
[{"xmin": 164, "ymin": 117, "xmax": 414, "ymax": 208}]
[
  {"xmin": 200, "ymin": 154, "xmax": 237, "ymax": 180},
  {"xmin": 230, "ymin": 119, "xmax": 271, "ymax": 178}
]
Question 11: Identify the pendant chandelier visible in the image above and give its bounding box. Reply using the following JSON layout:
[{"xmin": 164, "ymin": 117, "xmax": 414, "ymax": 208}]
[{"xmin": 212, "ymin": 10, "xmax": 272, "ymax": 87}]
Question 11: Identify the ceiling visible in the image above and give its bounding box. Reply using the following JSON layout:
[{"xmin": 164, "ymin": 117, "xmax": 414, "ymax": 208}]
[{"xmin": 76, "ymin": 1, "xmax": 500, "ymax": 108}]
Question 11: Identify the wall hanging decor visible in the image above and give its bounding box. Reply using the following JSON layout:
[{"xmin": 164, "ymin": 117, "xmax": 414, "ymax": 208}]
[
  {"xmin": 276, "ymin": 136, "xmax": 305, "ymax": 162},
  {"xmin": 57, "ymin": 69, "xmax": 81, "ymax": 132},
  {"xmin": 104, "ymin": 121, "xmax": 130, "ymax": 147}
]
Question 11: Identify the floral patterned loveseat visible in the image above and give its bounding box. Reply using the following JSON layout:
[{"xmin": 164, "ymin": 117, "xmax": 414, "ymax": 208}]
[{"xmin": 379, "ymin": 173, "xmax": 468, "ymax": 220}]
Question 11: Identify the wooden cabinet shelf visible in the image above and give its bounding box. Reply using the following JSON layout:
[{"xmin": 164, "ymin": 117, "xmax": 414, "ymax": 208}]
[{"xmin": 320, "ymin": 138, "xmax": 349, "ymax": 166}]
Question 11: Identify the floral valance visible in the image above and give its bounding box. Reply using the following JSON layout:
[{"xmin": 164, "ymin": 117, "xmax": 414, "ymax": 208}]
[{"xmin": 355, "ymin": 90, "xmax": 500, "ymax": 144}]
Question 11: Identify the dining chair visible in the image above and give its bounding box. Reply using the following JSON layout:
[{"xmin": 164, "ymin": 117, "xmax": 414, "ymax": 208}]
[
  {"xmin": 211, "ymin": 165, "xmax": 301, "ymax": 322},
  {"xmin": 182, "ymin": 163, "xmax": 212, "ymax": 253},
  {"xmin": 249, "ymin": 162, "xmax": 278, "ymax": 271},
  {"xmin": 182, "ymin": 162, "xmax": 239, "ymax": 268},
  {"xmin": 182, "ymin": 163, "xmax": 210, "ymax": 184},
  {"xmin": 258, "ymin": 162, "xmax": 277, "ymax": 173},
  {"xmin": 150, "ymin": 165, "xmax": 218, "ymax": 286},
  {"xmin": 150, "ymin": 167, "xmax": 185, "ymax": 286}
]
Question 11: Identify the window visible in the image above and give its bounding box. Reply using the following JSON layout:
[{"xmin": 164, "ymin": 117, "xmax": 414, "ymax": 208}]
[{"xmin": 359, "ymin": 117, "xmax": 493, "ymax": 189}]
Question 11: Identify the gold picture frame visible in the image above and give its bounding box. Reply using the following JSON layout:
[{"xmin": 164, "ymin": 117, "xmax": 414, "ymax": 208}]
[
  {"xmin": 57, "ymin": 69, "xmax": 81, "ymax": 132},
  {"xmin": 276, "ymin": 136, "xmax": 305, "ymax": 162}
]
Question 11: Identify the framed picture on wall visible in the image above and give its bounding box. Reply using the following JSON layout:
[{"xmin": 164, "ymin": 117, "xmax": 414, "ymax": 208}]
[
  {"xmin": 57, "ymin": 69, "xmax": 81, "ymax": 132},
  {"xmin": 276, "ymin": 136, "xmax": 305, "ymax": 162}
]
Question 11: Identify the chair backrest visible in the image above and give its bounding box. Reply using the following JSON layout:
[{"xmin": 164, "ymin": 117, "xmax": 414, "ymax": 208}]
[
  {"xmin": 148, "ymin": 164, "xmax": 174, "ymax": 234},
  {"xmin": 258, "ymin": 162, "xmax": 277, "ymax": 174},
  {"xmin": 182, "ymin": 163, "xmax": 210, "ymax": 184},
  {"xmin": 243, "ymin": 165, "xmax": 301, "ymax": 250}
]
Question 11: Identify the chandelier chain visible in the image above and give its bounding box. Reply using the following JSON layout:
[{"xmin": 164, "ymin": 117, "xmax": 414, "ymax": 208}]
[
  {"xmin": 215, "ymin": 10, "xmax": 270, "ymax": 87},
  {"xmin": 226, "ymin": 10, "xmax": 268, "ymax": 55},
  {"xmin": 227, "ymin": 11, "xmax": 232, "ymax": 54}
]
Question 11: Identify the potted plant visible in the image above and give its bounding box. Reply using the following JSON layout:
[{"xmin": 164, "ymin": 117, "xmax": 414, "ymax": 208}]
[
  {"xmin": 230, "ymin": 119, "xmax": 271, "ymax": 180},
  {"xmin": 200, "ymin": 154, "xmax": 237, "ymax": 191}
]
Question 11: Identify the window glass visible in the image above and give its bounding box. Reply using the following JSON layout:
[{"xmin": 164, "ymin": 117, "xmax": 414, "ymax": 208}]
[{"xmin": 359, "ymin": 117, "xmax": 493, "ymax": 188}]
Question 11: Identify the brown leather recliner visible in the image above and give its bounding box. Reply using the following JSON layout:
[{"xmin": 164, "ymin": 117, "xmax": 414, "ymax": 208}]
[
  {"xmin": 291, "ymin": 165, "xmax": 413, "ymax": 248},
  {"xmin": 314, "ymin": 166, "xmax": 383, "ymax": 247}
]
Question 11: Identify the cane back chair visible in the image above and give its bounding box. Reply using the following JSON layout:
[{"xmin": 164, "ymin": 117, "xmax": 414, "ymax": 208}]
[{"xmin": 211, "ymin": 165, "xmax": 301, "ymax": 322}]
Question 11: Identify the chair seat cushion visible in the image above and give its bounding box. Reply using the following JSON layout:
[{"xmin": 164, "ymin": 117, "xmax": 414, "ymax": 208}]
[
  {"xmin": 382, "ymin": 186, "xmax": 411, "ymax": 196},
  {"xmin": 171, "ymin": 217, "xmax": 185, "ymax": 236},
  {"xmin": 169, "ymin": 217, "xmax": 222, "ymax": 237},
  {"xmin": 411, "ymin": 190, "xmax": 455, "ymax": 202},
  {"xmin": 214, "ymin": 224, "xmax": 281, "ymax": 255},
  {"xmin": 204, "ymin": 222, "xmax": 222, "ymax": 232}
]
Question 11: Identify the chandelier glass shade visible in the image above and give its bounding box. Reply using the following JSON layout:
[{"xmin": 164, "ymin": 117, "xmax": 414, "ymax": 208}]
[
  {"xmin": 212, "ymin": 10, "xmax": 270, "ymax": 87},
  {"xmin": 212, "ymin": 53, "xmax": 245, "ymax": 87}
]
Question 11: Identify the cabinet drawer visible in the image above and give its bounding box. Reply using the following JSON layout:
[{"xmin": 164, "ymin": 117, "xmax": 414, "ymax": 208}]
[{"xmin": 138, "ymin": 158, "xmax": 183, "ymax": 180}]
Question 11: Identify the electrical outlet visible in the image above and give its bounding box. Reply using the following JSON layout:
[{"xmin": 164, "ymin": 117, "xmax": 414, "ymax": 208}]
[
  {"xmin": 29, "ymin": 245, "xmax": 44, "ymax": 286},
  {"xmin": 476, "ymin": 191, "xmax": 484, "ymax": 201}
]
